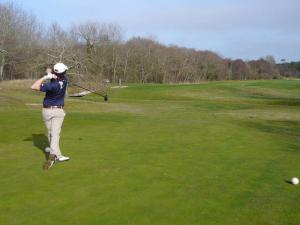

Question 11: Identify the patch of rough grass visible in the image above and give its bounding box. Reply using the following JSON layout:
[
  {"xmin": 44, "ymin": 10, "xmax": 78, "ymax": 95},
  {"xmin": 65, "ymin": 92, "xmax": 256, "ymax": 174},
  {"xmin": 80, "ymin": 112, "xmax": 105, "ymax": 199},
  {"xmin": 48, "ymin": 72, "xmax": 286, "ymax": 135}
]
[
  {"xmin": 238, "ymin": 87, "xmax": 300, "ymax": 99},
  {"xmin": 65, "ymin": 99, "xmax": 144, "ymax": 114},
  {"xmin": 215, "ymin": 108, "xmax": 300, "ymax": 121},
  {"xmin": 0, "ymin": 79, "xmax": 34, "ymax": 89},
  {"xmin": 173, "ymin": 89, "xmax": 231, "ymax": 100}
]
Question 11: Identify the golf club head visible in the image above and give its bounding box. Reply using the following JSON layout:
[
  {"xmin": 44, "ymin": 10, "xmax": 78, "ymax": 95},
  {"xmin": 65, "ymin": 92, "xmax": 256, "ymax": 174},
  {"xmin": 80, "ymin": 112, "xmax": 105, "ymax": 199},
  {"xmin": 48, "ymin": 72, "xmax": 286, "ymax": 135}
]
[{"xmin": 104, "ymin": 95, "xmax": 108, "ymax": 102}]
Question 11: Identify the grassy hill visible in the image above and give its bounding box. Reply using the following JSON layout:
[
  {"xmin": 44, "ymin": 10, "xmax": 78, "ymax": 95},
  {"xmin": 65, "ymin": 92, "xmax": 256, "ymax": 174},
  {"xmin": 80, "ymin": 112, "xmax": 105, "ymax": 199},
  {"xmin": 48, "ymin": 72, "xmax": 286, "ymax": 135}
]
[{"xmin": 0, "ymin": 79, "xmax": 300, "ymax": 225}]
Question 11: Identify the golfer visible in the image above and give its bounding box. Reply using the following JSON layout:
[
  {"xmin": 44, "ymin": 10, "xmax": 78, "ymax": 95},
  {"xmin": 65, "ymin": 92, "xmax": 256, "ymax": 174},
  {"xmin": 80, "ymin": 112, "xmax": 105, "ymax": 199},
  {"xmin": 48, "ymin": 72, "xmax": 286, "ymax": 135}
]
[{"xmin": 31, "ymin": 63, "xmax": 70, "ymax": 169}]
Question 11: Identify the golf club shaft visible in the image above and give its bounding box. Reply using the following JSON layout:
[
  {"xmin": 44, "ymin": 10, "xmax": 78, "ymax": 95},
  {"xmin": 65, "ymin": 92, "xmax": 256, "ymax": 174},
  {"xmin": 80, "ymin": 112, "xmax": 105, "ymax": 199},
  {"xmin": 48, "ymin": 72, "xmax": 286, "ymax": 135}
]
[{"xmin": 69, "ymin": 82, "xmax": 106, "ymax": 97}]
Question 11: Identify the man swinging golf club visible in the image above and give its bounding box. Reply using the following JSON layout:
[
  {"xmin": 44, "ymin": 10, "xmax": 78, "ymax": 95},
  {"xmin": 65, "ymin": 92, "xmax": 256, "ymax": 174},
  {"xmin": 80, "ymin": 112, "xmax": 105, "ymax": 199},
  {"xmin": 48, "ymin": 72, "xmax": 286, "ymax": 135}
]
[{"xmin": 31, "ymin": 62, "xmax": 70, "ymax": 169}]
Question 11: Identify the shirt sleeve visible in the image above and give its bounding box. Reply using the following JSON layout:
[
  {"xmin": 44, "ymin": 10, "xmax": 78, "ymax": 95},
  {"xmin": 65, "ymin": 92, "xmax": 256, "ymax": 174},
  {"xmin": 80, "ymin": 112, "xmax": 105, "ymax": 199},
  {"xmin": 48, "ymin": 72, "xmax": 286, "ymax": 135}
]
[{"xmin": 40, "ymin": 82, "xmax": 60, "ymax": 92}]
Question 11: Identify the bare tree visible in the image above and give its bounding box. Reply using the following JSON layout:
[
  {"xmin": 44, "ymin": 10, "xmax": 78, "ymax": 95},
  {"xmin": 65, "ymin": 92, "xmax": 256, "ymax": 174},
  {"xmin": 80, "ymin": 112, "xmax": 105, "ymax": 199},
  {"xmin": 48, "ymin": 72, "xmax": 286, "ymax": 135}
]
[
  {"xmin": 0, "ymin": 2, "xmax": 289, "ymax": 82},
  {"xmin": 0, "ymin": 3, "xmax": 15, "ymax": 80},
  {"xmin": 0, "ymin": 2, "xmax": 44, "ymax": 80}
]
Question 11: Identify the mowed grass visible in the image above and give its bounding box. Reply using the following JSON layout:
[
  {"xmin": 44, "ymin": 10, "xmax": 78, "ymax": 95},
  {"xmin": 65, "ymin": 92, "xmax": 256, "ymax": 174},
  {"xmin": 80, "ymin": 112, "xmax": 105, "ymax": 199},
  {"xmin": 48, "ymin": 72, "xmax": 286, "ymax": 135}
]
[{"xmin": 0, "ymin": 79, "xmax": 300, "ymax": 225}]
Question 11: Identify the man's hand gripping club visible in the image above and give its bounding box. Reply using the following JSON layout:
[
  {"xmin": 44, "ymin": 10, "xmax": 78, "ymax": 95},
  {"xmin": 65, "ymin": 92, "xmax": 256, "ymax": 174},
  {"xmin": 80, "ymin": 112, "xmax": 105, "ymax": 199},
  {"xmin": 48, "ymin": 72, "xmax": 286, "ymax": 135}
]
[{"xmin": 31, "ymin": 68, "xmax": 57, "ymax": 90}]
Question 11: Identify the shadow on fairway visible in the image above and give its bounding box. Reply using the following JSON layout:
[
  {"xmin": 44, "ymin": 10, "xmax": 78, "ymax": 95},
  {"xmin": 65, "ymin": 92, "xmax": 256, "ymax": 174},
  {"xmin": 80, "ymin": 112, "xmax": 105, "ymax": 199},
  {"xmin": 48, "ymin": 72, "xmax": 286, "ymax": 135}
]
[
  {"xmin": 24, "ymin": 134, "xmax": 49, "ymax": 160},
  {"xmin": 285, "ymin": 180, "xmax": 294, "ymax": 185}
]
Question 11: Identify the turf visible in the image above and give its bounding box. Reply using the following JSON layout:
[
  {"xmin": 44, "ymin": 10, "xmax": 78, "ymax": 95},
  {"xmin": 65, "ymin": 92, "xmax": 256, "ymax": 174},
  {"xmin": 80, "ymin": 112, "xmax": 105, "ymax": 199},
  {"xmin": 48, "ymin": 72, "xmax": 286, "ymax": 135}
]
[{"xmin": 0, "ymin": 80, "xmax": 300, "ymax": 225}]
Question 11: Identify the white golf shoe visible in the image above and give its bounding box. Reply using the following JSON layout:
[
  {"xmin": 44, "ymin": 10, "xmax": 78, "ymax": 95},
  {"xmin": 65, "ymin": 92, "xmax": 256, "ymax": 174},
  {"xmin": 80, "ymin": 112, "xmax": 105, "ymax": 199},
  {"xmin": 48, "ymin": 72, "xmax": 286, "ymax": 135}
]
[{"xmin": 57, "ymin": 156, "xmax": 70, "ymax": 162}]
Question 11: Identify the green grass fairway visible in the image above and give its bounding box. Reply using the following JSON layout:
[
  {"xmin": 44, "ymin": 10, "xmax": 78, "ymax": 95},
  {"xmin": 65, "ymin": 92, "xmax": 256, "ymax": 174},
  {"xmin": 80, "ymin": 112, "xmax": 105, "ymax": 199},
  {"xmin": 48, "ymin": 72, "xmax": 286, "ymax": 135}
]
[{"xmin": 1, "ymin": 80, "xmax": 300, "ymax": 225}]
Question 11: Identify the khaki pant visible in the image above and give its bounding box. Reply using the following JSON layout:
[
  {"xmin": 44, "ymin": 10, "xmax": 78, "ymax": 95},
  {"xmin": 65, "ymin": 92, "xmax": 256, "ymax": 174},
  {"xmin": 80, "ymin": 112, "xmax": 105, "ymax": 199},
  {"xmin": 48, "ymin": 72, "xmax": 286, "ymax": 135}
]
[{"xmin": 42, "ymin": 108, "xmax": 66, "ymax": 158}]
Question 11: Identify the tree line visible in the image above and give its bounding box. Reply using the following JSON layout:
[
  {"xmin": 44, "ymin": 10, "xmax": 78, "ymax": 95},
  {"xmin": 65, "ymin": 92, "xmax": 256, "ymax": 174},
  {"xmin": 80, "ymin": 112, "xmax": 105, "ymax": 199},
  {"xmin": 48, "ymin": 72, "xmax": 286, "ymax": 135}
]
[{"xmin": 0, "ymin": 2, "xmax": 299, "ymax": 83}]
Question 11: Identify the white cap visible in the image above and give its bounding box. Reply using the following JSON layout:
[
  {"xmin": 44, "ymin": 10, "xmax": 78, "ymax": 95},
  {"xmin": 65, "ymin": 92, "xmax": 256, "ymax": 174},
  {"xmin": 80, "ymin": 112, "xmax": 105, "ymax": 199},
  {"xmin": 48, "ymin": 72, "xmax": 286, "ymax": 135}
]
[{"xmin": 53, "ymin": 63, "xmax": 68, "ymax": 74}]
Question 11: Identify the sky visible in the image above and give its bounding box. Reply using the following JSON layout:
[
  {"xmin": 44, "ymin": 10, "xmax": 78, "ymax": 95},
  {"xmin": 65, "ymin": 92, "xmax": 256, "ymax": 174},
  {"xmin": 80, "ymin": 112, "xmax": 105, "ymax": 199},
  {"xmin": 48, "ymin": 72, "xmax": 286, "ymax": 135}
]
[{"xmin": 4, "ymin": 0, "xmax": 300, "ymax": 62}]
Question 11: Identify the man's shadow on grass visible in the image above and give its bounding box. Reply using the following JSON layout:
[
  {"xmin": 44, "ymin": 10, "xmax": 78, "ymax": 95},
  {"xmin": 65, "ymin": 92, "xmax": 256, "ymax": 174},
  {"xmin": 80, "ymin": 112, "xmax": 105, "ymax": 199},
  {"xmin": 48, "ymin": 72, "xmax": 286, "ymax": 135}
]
[{"xmin": 24, "ymin": 134, "xmax": 49, "ymax": 160}]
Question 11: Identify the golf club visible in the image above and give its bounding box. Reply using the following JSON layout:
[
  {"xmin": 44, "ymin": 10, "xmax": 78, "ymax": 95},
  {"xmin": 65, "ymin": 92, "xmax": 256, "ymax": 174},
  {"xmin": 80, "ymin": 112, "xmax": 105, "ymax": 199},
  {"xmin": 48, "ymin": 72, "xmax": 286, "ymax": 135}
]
[
  {"xmin": 68, "ymin": 82, "xmax": 108, "ymax": 101},
  {"xmin": 47, "ymin": 65, "xmax": 109, "ymax": 101}
]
